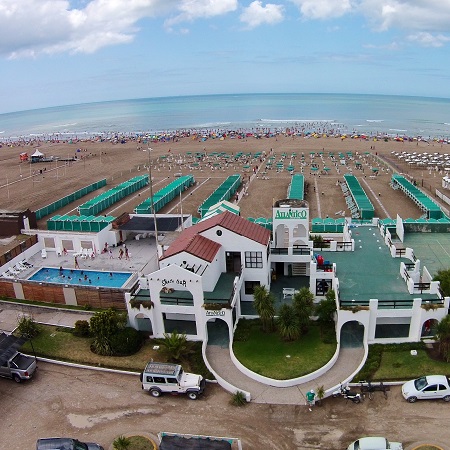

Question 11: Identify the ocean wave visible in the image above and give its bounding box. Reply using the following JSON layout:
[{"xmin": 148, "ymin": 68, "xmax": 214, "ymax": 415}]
[
  {"xmin": 366, "ymin": 119, "xmax": 384, "ymax": 123},
  {"xmin": 0, "ymin": 130, "xmax": 4, "ymax": 134},
  {"xmin": 444, "ymin": 123, "xmax": 450, "ymax": 126},
  {"xmin": 259, "ymin": 119, "xmax": 335, "ymax": 123},
  {"xmin": 389, "ymin": 129, "xmax": 407, "ymax": 132},
  {"xmin": 53, "ymin": 122, "xmax": 78, "ymax": 128}
]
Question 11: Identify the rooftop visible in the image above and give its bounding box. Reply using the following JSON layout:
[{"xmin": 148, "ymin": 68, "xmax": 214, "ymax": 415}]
[{"xmin": 324, "ymin": 226, "xmax": 439, "ymax": 303}]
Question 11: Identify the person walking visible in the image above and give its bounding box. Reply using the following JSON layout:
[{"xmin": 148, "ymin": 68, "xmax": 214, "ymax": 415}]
[
  {"xmin": 306, "ymin": 389, "xmax": 316, "ymax": 411},
  {"xmin": 109, "ymin": 249, "xmax": 113, "ymax": 259},
  {"xmin": 74, "ymin": 256, "xmax": 79, "ymax": 269}
]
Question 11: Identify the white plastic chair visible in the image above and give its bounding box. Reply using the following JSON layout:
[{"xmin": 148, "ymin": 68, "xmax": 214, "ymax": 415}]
[{"xmin": 41, "ymin": 249, "xmax": 47, "ymax": 259}]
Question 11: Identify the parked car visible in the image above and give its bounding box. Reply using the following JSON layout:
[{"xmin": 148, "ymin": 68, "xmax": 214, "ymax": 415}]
[
  {"xmin": 402, "ymin": 375, "xmax": 450, "ymax": 402},
  {"xmin": 0, "ymin": 350, "xmax": 37, "ymax": 383},
  {"xmin": 140, "ymin": 361, "xmax": 206, "ymax": 400},
  {"xmin": 36, "ymin": 437, "xmax": 104, "ymax": 450},
  {"xmin": 347, "ymin": 436, "xmax": 403, "ymax": 450}
]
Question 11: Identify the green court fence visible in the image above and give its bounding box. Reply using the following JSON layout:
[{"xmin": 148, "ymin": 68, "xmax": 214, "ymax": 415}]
[
  {"xmin": 392, "ymin": 174, "xmax": 443, "ymax": 219},
  {"xmin": 311, "ymin": 218, "xmax": 346, "ymax": 233},
  {"xmin": 287, "ymin": 174, "xmax": 304, "ymax": 200},
  {"xmin": 47, "ymin": 214, "xmax": 115, "ymax": 232},
  {"xmin": 134, "ymin": 175, "xmax": 195, "ymax": 214},
  {"xmin": 344, "ymin": 174, "xmax": 375, "ymax": 220},
  {"xmin": 78, "ymin": 175, "xmax": 148, "ymax": 216},
  {"xmin": 198, "ymin": 174, "xmax": 241, "ymax": 217},
  {"xmin": 35, "ymin": 179, "xmax": 107, "ymax": 220}
]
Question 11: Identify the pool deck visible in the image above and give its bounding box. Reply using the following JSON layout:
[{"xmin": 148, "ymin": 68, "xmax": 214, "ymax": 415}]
[{"xmin": 11, "ymin": 237, "xmax": 159, "ymax": 284}]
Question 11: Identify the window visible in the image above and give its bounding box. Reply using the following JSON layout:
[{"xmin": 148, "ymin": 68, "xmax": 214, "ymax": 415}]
[
  {"xmin": 167, "ymin": 378, "xmax": 178, "ymax": 384},
  {"xmin": 216, "ymin": 229, "xmax": 222, "ymax": 236},
  {"xmin": 245, "ymin": 281, "xmax": 260, "ymax": 295},
  {"xmin": 146, "ymin": 376, "xmax": 153, "ymax": 382},
  {"xmin": 153, "ymin": 376, "xmax": 166, "ymax": 384},
  {"xmin": 423, "ymin": 385, "xmax": 437, "ymax": 392},
  {"xmin": 245, "ymin": 251, "xmax": 263, "ymax": 268},
  {"xmin": 438, "ymin": 384, "xmax": 447, "ymax": 391}
]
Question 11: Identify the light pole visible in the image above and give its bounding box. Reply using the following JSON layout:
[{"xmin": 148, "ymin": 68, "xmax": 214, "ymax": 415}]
[{"xmin": 147, "ymin": 147, "xmax": 160, "ymax": 268}]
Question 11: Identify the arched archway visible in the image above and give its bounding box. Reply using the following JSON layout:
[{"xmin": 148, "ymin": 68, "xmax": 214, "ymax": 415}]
[
  {"xmin": 206, "ymin": 318, "xmax": 230, "ymax": 348},
  {"xmin": 134, "ymin": 313, "xmax": 153, "ymax": 333},
  {"xmin": 340, "ymin": 320, "xmax": 364, "ymax": 348},
  {"xmin": 421, "ymin": 318, "xmax": 438, "ymax": 337}
]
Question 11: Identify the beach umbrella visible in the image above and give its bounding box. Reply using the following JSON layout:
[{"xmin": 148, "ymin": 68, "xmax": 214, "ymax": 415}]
[
  {"xmin": 371, "ymin": 168, "xmax": 379, "ymax": 172},
  {"xmin": 311, "ymin": 167, "xmax": 319, "ymax": 171},
  {"xmin": 323, "ymin": 167, "xmax": 331, "ymax": 172}
]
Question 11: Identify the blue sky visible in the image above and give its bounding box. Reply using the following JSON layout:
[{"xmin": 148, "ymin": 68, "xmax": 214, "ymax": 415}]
[{"xmin": 1, "ymin": 0, "xmax": 450, "ymax": 114}]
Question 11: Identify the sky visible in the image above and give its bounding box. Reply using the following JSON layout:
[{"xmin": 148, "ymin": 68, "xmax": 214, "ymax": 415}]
[{"xmin": 1, "ymin": 0, "xmax": 450, "ymax": 114}]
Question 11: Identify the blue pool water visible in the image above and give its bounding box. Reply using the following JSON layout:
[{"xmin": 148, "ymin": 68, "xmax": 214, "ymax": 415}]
[{"xmin": 28, "ymin": 267, "xmax": 133, "ymax": 288}]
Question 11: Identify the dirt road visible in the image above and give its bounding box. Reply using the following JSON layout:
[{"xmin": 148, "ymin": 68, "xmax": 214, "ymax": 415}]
[{"xmin": 1, "ymin": 362, "xmax": 448, "ymax": 449}]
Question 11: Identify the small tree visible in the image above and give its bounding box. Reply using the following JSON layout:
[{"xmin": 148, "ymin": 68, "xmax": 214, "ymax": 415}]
[
  {"xmin": 315, "ymin": 289, "xmax": 337, "ymax": 324},
  {"xmin": 293, "ymin": 287, "xmax": 314, "ymax": 335},
  {"xmin": 252, "ymin": 285, "xmax": 275, "ymax": 332},
  {"xmin": 155, "ymin": 330, "xmax": 194, "ymax": 362},
  {"xmin": 16, "ymin": 315, "xmax": 40, "ymax": 339},
  {"xmin": 276, "ymin": 304, "xmax": 300, "ymax": 341},
  {"xmin": 434, "ymin": 315, "xmax": 450, "ymax": 362},
  {"xmin": 433, "ymin": 269, "xmax": 450, "ymax": 297},
  {"xmin": 90, "ymin": 309, "xmax": 127, "ymax": 356}
]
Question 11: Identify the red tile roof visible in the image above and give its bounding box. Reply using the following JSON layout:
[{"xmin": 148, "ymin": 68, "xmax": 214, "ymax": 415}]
[{"xmin": 161, "ymin": 211, "xmax": 270, "ymax": 261}]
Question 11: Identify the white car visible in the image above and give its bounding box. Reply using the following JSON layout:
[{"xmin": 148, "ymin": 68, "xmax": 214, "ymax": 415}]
[
  {"xmin": 402, "ymin": 375, "xmax": 450, "ymax": 403},
  {"xmin": 347, "ymin": 436, "xmax": 402, "ymax": 450}
]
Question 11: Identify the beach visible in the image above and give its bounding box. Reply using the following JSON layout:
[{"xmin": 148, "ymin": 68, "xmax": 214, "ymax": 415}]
[{"xmin": 1, "ymin": 132, "xmax": 449, "ymax": 226}]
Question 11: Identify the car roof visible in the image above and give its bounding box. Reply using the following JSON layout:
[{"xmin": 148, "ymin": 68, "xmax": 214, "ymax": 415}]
[
  {"xmin": 36, "ymin": 438, "xmax": 77, "ymax": 450},
  {"xmin": 357, "ymin": 437, "xmax": 388, "ymax": 449},
  {"xmin": 424, "ymin": 375, "xmax": 448, "ymax": 383}
]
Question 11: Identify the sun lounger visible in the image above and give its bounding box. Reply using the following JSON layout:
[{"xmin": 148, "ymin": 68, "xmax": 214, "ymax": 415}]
[
  {"xmin": 41, "ymin": 249, "xmax": 47, "ymax": 259},
  {"xmin": 2, "ymin": 271, "xmax": 15, "ymax": 279}
]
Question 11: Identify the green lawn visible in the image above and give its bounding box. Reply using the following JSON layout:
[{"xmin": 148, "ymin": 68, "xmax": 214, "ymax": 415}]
[
  {"xmin": 374, "ymin": 349, "xmax": 450, "ymax": 381},
  {"xmin": 21, "ymin": 325, "xmax": 156, "ymax": 371},
  {"xmin": 233, "ymin": 321, "xmax": 336, "ymax": 379}
]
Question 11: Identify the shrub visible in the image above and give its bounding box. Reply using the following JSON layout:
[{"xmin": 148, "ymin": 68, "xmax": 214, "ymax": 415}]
[
  {"xmin": 73, "ymin": 320, "xmax": 90, "ymax": 337},
  {"xmin": 113, "ymin": 435, "xmax": 131, "ymax": 450},
  {"xmin": 110, "ymin": 327, "xmax": 145, "ymax": 356},
  {"xmin": 230, "ymin": 391, "xmax": 247, "ymax": 406}
]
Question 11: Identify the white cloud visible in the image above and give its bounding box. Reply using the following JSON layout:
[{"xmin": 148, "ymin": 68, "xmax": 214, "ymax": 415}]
[
  {"xmin": 164, "ymin": 0, "xmax": 238, "ymax": 28},
  {"xmin": 239, "ymin": 1, "xmax": 284, "ymax": 29},
  {"xmin": 407, "ymin": 32, "xmax": 450, "ymax": 48},
  {"xmin": 359, "ymin": 1, "xmax": 450, "ymax": 33},
  {"xmin": 290, "ymin": 0, "xmax": 354, "ymax": 20},
  {"xmin": 0, "ymin": 0, "xmax": 237, "ymax": 58}
]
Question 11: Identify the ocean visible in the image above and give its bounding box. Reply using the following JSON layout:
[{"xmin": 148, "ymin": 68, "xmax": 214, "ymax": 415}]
[{"xmin": 1, "ymin": 93, "xmax": 450, "ymax": 140}]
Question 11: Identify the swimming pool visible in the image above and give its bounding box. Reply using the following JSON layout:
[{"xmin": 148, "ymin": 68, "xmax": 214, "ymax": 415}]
[{"xmin": 28, "ymin": 267, "xmax": 133, "ymax": 288}]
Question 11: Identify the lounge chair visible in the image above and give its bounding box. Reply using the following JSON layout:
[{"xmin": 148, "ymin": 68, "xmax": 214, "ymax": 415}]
[
  {"xmin": 2, "ymin": 271, "xmax": 14, "ymax": 279},
  {"xmin": 56, "ymin": 247, "xmax": 62, "ymax": 257},
  {"xmin": 21, "ymin": 259, "xmax": 33, "ymax": 268},
  {"xmin": 7, "ymin": 267, "xmax": 20, "ymax": 275},
  {"xmin": 41, "ymin": 249, "xmax": 47, "ymax": 259}
]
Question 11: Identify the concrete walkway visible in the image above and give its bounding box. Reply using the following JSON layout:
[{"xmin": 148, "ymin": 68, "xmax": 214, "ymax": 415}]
[
  {"xmin": 205, "ymin": 345, "xmax": 365, "ymax": 404},
  {"xmin": 0, "ymin": 301, "xmax": 94, "ymax": 333}
]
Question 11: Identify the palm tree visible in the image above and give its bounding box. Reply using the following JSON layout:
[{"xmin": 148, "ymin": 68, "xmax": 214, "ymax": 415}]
[
  {"xmin": 434, "ymin": 315, "xmax": 450, "ymax": 362},
  {"xmin": 276, "ymin": 304, "xmax": 300, "ymax": 341},
  {"xmin": 252, "ymin": 285, "xmax": 275, "ymax": 332},
  {"xmin": 155, "ymin": 330, "xmax": 194, "ymax": 362},
  {"xmin": 293, "ymin": 287, "xmax": 314, "ymax": 335}
]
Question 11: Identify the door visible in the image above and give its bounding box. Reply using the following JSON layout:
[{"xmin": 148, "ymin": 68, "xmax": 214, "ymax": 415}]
[{"xmin": 420, "ymin": 384, "xmax": 438, "ymax": 399}]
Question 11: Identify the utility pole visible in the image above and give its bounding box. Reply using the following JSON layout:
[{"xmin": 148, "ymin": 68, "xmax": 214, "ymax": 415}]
[{"xmin": 147, "ymin": 147, "xmax": 160, "ymax": 268}]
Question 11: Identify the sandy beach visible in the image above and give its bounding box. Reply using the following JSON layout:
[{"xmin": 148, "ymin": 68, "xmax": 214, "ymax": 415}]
[{"xmin": 0, "ymin": 134, "xmax": 449, "ymax": 226}]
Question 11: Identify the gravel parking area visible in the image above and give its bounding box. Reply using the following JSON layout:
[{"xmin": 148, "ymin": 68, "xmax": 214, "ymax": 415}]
[{"xmin": 1, "ymin": 362, "xmax": 449, "ymax": 449}]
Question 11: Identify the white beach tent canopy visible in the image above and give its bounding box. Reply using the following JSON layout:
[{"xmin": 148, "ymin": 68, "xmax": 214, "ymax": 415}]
[
  {"xmin": 31, "ymin": 149, "xmax": 45, "ymax": 157},
  {"xmin": 200, "ymin": 200, "xmax": 240, "ymax": 222}
]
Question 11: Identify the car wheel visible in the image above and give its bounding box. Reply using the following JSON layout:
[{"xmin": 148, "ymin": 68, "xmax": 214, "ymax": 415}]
[
  {"xmin": 13, "ymin": 374, "xmax": 22, "ymax": 383},
  {"xmin": 444, "ymin": 395, "xmax": 450, "ymax": 402},
  {"xmin": 407, "ymin": 396, "xmax": 417, "ymax": 403},
  {"xmin": 150, "ymin": 389, "xmax": 161, "ymax": 398},
  {"xmin": 187, "ymin": 392, "xmax": 198, "ymax": 400}
]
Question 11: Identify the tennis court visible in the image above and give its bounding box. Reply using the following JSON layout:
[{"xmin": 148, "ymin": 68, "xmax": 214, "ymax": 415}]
[{"xmin": 403, "ymin": 232, "xmax": 450, "ymax": 276}]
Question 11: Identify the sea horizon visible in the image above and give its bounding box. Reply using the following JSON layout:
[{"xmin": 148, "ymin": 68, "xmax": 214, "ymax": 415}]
[{"xmin": 1, "ymin": 92, "xmax": 450, "ymax": 141}]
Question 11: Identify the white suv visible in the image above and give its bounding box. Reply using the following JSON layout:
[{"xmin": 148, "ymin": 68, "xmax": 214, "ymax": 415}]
[
  {"xmin": 140, "ymin": 362, "xmax": 206, "ymax": 400},
  {"xmin": 402, "ymin": 375, "xmax": 450, "ymax": 402}
]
